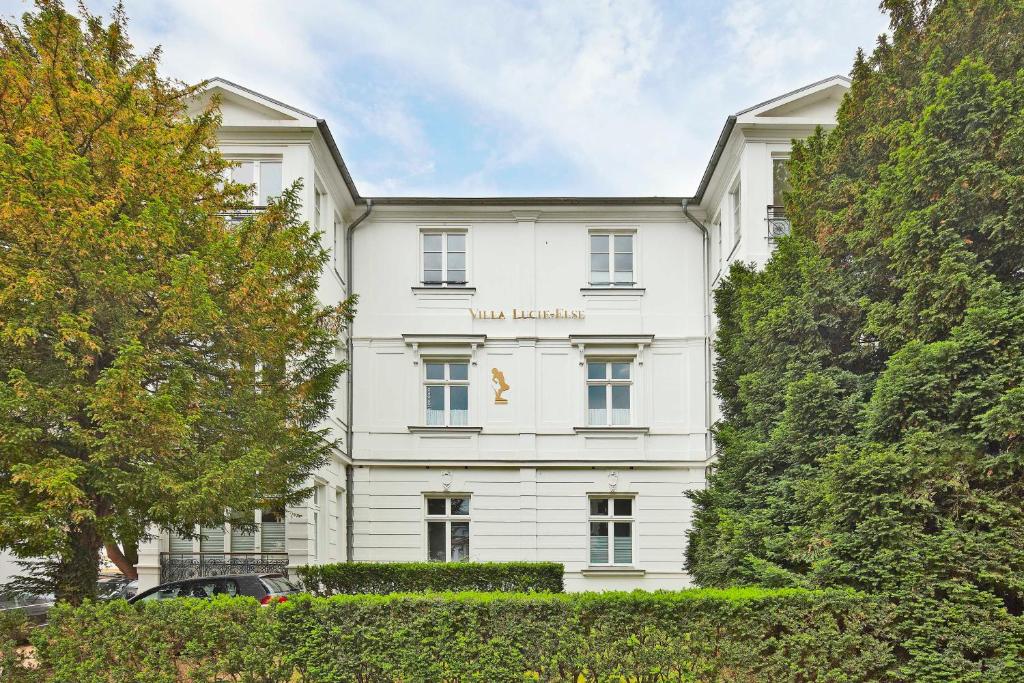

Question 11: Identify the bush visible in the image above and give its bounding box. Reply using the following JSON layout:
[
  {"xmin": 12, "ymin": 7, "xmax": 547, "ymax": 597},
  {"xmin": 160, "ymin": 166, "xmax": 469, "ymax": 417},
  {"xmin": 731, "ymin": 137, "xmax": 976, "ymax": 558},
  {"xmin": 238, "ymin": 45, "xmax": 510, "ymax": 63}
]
[
  {"xmin": 25, "ymin": 588, "xmax": 899, "ymax": 682},
  {"xmin": 297, "ymin": 561, "xmax": 565, "ymax": 594}
]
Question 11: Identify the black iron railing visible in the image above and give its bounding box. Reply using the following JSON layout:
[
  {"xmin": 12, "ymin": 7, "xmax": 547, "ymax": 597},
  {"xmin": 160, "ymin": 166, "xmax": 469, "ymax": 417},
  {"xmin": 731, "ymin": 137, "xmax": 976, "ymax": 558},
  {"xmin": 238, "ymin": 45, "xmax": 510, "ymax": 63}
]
[
  {"xmin": 159, "ymin": 552, "xmax": 288, "ymax": 583},
  {"xmin": 767, "ymin": 205, "xmax": 790, "ymax": 240}
]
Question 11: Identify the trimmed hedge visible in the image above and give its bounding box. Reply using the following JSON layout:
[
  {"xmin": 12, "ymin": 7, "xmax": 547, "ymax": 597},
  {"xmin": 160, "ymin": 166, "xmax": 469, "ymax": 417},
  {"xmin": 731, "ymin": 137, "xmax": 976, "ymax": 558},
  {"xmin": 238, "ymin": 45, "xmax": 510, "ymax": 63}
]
[
  {"xmin": 298, "ymin": 561, "xmax": 565, "ymax": 594},
  {"xmin": 10, "ymin": 588, "xmax": 899, "ymax": 682}
]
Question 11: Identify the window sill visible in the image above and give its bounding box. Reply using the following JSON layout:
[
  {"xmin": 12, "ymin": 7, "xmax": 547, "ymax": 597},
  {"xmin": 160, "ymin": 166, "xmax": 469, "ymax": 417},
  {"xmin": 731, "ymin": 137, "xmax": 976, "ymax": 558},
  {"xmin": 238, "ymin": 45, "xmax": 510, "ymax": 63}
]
[
  {"xmin": 408, "ymin": 426, "xmax": 483, "ymax": 434},
  {"xmin": 580, "ymin": 287, "xmax": 645, "ymax": 297},
  {"xmin": 573, "ymin": 427, "xmax": 649, "ymax": 435},
  {"xmin": 412, "ymin": 286, "xmax": 476, "ymax": 295},
  {"xmin": 580, "ymin": 567, "xmax": 646, "ymax": 577}
]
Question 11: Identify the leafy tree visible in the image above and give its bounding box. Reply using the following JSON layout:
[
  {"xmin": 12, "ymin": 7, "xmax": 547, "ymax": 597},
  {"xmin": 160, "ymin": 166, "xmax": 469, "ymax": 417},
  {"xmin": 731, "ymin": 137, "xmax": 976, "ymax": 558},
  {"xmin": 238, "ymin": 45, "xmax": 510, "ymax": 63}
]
[
  {"xmin": 0, "ymin": 2, "xmax": 353, "ymax": 603},
  {"xmin": 688, "ymin": 0, "xmax": 1024, "ymax": 678}
]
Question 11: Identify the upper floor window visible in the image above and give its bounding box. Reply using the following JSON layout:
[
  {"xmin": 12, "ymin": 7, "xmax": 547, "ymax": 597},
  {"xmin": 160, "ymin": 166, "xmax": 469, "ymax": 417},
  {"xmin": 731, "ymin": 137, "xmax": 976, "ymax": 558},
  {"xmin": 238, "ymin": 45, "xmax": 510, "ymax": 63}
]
[
  {"xmin": 730, "ymin": 182, "xmax": 742, "ymax": 248},
  {"xmin": 772, "ymin": 157, "xmax": 792, "ymax": 207},
  {"xmin": 422, "ymin": 231, "xmax": 467, "ymax": 286},
  {"xmin": 314, "ymin": 187, "xmax": 325, "ymax": 231},
  {"xmin": 333, "ymin": 214, "xmax": 344, "ymax": 283},
  {"xmin": 589, "ymin": 233, "xmax": 634, "ymax": 286},
  {"xmin": 228, "ymin": 159, "xmax": 282, "ymax": 207},
  {"xmin": 425, "ymin": 360, "xmax": 469, "ymax": 426},
  {"xmin": 586, "ymin": 360, "xmax": 632, "ymax": 426},
  {"xmin": 425, "ymin": 496, "xmax": 470, "ymax": 562},
  {"xmin": 589, "ymin": 496, "xmax": 634, "ymax": 565}
]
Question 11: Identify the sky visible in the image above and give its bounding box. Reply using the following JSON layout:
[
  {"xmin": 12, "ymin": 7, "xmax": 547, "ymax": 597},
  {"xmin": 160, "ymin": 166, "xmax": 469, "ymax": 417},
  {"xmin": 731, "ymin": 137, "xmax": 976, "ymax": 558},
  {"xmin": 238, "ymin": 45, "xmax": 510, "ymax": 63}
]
[{"xmin": 0, "ymin": 1, "xmax": 890, "ymax": 197}]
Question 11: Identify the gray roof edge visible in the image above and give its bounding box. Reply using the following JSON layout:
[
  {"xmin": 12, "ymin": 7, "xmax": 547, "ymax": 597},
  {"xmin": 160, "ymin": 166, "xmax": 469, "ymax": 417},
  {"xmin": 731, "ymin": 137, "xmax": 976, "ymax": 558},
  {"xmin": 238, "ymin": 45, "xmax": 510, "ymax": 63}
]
[{"xmin": 366, "ymin": 196, "xmax": 690, "ymax": 207}]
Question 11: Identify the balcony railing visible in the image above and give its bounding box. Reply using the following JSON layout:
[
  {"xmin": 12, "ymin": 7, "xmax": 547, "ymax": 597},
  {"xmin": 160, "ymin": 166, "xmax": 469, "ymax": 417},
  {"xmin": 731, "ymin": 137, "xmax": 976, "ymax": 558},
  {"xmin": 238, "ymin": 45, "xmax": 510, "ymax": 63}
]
[
  {"xmin": 767, "ymin": 205, "xmax": 790, "ymax": 240},
  {"xmin": 219, "ymin": 206, "xmax": 268, "ymax": 225},
  {"xmin": 159, "ymin": 552, "xmax": 288, "ymax": 583}
]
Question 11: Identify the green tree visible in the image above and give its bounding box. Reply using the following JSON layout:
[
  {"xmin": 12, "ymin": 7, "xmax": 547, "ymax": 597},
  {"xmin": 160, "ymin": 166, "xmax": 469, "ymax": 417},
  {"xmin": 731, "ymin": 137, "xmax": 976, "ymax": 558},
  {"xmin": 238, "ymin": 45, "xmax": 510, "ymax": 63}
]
[
  {"xmin": 0, "ymin": 2, "xmax": 353, "ymax": 603},
  {"xmin": 687, "ymin": 0, "xmax": 1024, "ymax": 679}
]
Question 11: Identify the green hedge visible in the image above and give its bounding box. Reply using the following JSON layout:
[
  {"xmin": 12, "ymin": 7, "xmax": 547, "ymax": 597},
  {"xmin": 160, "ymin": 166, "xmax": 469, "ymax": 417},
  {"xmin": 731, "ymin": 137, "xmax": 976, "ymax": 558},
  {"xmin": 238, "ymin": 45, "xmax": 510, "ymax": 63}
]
[
  {"xmin": 297, "ymin": 561, "xmax": 565, "ymax": 594},
  {"xmin": 10, "ymin": 588, "xmax": 899, "ymax": 682}
]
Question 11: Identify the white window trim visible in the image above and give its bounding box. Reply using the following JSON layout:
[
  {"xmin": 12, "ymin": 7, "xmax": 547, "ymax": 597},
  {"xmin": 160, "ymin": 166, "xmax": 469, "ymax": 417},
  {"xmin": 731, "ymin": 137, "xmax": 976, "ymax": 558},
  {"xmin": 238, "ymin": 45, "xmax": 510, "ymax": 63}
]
[
  {"xmin": 424, "ymin": 494, "xmax": 471, "ymax": 562},
  {"xmin": 420, "ymin": 228, "xmax": 470, "ymax": 287},
  {"xmin": 771, "ymin": 154, "xmax": 792, "ymax": 208},
  {"xmin": 224, "ymin": 158, "xmax": 283, "ymax": 207},
  {"xmin": 585, "ymin": 358, "xmax": 634, "ymax": 427},
  {"xmin": 332, "ymin": 213, "xmax": 345, "ymax": 285},
  {"xmin": 588, "ymin": 495, "xmax": 637, "ymax": 567},
  {"xmin": 730, "ymin": 180, "xmax": 742, "ymax": 250},
  {"xmin": 588, "ymin": 228, "xmax": 638, "ymax": 287},
  {"xmin": 423, "ymin": 358, "xmax": 471, "ymax": 427}
]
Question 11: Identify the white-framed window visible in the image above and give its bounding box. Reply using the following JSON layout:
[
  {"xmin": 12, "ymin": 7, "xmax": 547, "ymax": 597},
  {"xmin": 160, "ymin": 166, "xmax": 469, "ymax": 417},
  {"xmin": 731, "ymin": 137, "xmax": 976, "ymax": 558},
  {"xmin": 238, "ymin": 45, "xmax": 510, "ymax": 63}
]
[
  {"xmin": 589, "ymin": 232, "xmax": 635, "ymax": 286},
  {"xmin": 589, "ymin": 496, "xmax": 635, "ymax": 566},
  {"xmin": 314, "ymin": 186, "xmax": 325, "ymax": 233},
  {"xmin": 424, "ymin": 360, "xmax": 469, "ymax": 426},
  {"xmin": 425, "ymin": 495, "xmax": 470, "ymax": 562},
  {"xmin": 730, "ymin": 182, "xmax": 742, "ymax": 248},
  {"xmin": 772, "ymin": 157, "xmax": 791, "ymax": 207},
  {"xmin": 711, "ymin": 214, "xmax": 722, "ymax": 281},
  {"xmin": 586, "ymin": 360, "xmax": 632, "ymax": 426},
  {"xmin": 227, "ymin": 159, "xmax": 283, "ymax": 206},
  {"xmin": 422, "ymin": 231, "xmax": 467, "ymax": 286},
  {"xmin": 310, "ymin": 484, "xmax": 326, "ymax": 562},
  {"xmin": 333, "ymin": 214, "xmax": 344, "ymax": 283}
]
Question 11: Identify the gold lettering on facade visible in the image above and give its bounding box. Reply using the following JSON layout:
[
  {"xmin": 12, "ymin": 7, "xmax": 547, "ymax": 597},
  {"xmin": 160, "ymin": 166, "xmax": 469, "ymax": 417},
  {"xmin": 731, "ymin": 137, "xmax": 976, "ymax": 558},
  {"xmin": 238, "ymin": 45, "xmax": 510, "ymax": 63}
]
[
  {"xmin": 491, "ymin": 368, "xmax": 510, "ymax": 405},
  {"xmin": 469, "ymin": 308, "xmax": 585, "ymax": 320}
]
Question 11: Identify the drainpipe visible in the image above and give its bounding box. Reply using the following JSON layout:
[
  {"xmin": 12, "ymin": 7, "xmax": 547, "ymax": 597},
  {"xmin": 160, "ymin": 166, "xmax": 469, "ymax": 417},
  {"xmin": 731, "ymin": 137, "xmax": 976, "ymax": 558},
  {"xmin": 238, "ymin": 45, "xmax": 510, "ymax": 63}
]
[
  {"xmin": 344, "ymin": 199, "xmax": 373, "ymax": 562},
  {"xmin": 680, "ymin": 199, "xmax": 714, "ymax": 465}
]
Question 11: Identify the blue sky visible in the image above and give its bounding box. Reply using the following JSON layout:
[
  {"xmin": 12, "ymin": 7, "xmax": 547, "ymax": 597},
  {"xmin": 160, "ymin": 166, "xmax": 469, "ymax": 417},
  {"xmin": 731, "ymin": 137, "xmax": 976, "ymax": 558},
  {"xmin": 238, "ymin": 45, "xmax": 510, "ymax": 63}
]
[{"xmin": 1, "ymin": 1, "xmax": 889, "ymax": 196}]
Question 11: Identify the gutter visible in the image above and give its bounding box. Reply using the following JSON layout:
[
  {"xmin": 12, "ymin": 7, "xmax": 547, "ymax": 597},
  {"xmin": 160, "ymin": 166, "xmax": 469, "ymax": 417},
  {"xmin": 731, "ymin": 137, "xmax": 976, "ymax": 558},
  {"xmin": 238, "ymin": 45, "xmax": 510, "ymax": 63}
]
[
  {"xmin": 344, "ymin": 199, "xmax": 373, "ymax": 562},
  {"xmin": 680, "ymin": 199, "xmax": 714, "ymax": 464}
]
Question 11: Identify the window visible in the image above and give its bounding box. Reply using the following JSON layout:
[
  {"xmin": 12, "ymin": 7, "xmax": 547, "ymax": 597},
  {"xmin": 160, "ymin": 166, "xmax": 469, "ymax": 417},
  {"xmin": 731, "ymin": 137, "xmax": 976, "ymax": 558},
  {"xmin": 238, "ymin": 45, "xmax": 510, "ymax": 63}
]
[
  {"xmin": 772, "ymin": 158, "xmax": 792, "ymax": 207},
  {"xmin": 422, "ymin": 231, "xmax": 467, "ymax": 286},
  {"xmin": 730, "ymin": 182, "xmax": 742, "ymax": 248},
  {"xmin": 586, "ymin": 361, "xmax": 632, "ymax": 426},
  {"xmin": 260, "ymin": 506, "xmax": 286, "ymax": 554},
  {"xmin": 311, "ymin": 484, "xmax": 326, "ymax": 561},
  {"xmin": 589, "ymin": 496, "xmax": 635, "ymax": 565},
  {"xmin": 425, "ymin": 496, "xmax": 470, "ymax": 562},
  {"xmin": 227, "ymin": 159, "xmax": 282, "ymax": 206},
  {"xmin": 229, "ymin": 510, "xmax": 255, "ymax": 553},
  {"xmin": 589, "ymin": 233, "xmax": 634, "ymax": 286},
  {"xmin": 424, "ymin": 361, "xmax": 469, "ymax": 426},
  {"xmin": 314, "ymin": 187, "xmax": 325, "ymax": 232},
  {"xmin": 199, "ymin": 525, "xmax": 224, "ymax": 555},
  {"xmin": 333, "ymin": 215, "xmax": 344, "ymax": 282}
]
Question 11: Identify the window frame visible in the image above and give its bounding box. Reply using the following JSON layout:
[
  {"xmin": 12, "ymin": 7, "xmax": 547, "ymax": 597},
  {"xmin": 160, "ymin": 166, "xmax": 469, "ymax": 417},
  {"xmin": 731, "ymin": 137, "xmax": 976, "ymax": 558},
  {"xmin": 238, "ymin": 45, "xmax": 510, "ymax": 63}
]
[
  {"xmin": 585, "ymin": 359, "xmax": 634, "ymax": 427},
  {"xmin": 224, "ymin": 158, "xmax": 283, "ymax": 207},
  {"xmin": 424, "ymin": 495, "xmax": 471, "ymax": 562},
  {"xmin": 420, "ymin": 229, "xmax": 469, "ymax": 287},
  {"xmin": 423, "ymin": 358, "xmax": 471, "ymax": 427},
  {"xmin": 588, "ymin": 229, "xmax": 637, "ymax": 287},
  {"xmin": 730, "ymin": 180, "xmax": 742, "ymax": 249},
  {"xmin": 771, "ymin": 155, "xmax": 792, "ymax": 208},
  {"xmin": 588, "ymin": 495, "xmax": 636, "ymax": 567}
]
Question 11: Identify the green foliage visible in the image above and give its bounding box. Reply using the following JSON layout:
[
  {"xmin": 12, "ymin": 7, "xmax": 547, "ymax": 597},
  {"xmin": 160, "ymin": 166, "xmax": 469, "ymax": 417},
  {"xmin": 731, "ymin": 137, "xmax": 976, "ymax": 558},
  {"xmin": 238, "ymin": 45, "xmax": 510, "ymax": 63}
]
[
  {"xmin": 298, "ymin": 561, "xmax": 565, "ymax": 595},
  {"xmin": 0, "ymin": 1, "xmax": 354, "ymax": 603},
  {"xmin": 24, "ymin": 589, "xmax": 896, "ymax": 682},
  {"xmin": 687, "ymin": 0, "xmax": 1024, "ymax": 680}
]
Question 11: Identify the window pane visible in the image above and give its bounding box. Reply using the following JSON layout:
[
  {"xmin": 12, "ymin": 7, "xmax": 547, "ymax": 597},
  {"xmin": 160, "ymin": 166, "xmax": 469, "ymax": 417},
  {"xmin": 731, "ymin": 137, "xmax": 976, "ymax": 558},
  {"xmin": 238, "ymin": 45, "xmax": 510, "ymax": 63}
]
[
  {"xmin": 588, "ymin": 385, "xmax": 607, "ymax": 426},
  {"xmin": 426, "ymin": 386, "xmax": 444, "ymax": 425},
  {"xmin": 613, "ymin": 498, "xmax": 632, "ymax": 516},
  {"xmin": 424, "ymin": 252, "xmax": 443, "ymax": 271},
  {"xmin": 614, "ymin": 234, "xmax": 633, "ymax": 254},
  {"xmin": 447, "ymin": 270, "xmax": 466, "ymax": 284},
  {"xmin": 447, "ymin": 251, "xmax": 465, "ymax": 271},
  {"xmin": 447, "ymin": 233, "xmax": 465, "ymax": 252},
  {"xmin": 259, "ymin": 161, "xmax": 282, "ymax": 205},
  {"xmin": 590, "ymin": 498, "xmax": 609, "ymax": 516},
  {"xmin": 451, "ymin": 522, "xmax": 470, "ymax": 561},
  {"xmin": 425, "ymin": 363, "xmax": 445, "ymax": 380},
  {"xmin": 424, "ymin": 234, "xmax": 442, "ymax": 252},
  {"xmin": 230, "ymin": 510, "xmax": 255, "ymax": 553},
  {"xmin": 424, "ymin": 270, "xmax": 443, "ymax": 284},
  {"xmin": 427, "ymin": 498, "xmax": 446, "ymax": 515},
  {"xmin": 169, "ymin": 532, "xmax": 193, "ymax": 554},
  {"xmin": 590, "ymin": 234, "xmax": 609, "ymax": 253},
  {"xmin": 449, "ymin": 386, "xmax": 468, "ymax": 426},
  {"xmin": 590, "ymin": 522, "xmax": 609, "ymax": 564},
  {"xmin": 449, "ymin": 363, "xmax": 468, "ymax": 381},
  {"xmin": 613, "ymin": 522, "xmax": 632, "ymax": 564},
  {"xmin": 200, "ymin": 525, "xmax": 224, "ymax": 554},
  {"xmin": 773, "ymin": 159, "xmax": 791, "ymax": 206},
  {"xmin": 614, "ymin": 251, "xmax": 633, "ymax": 275},
  {"xmin": 587, "ymin": 362, "xmax": 607, "ymax": 380},
  {"xmin": 230, "ymin": 161, "xmax": 254, "ymax": 185},
  {"xmin": 611, "ymin": 362, "xmax": 630, "ymax": 379},
  {"xmin": 611, "ymin": 385, "xmax": 630, "ymax": 425},
  {"xmin": 427, "ymin": 522, "xmax": 446, "ymax": 561},
  {"xmin": 590, "ymin": 252, "xmax": 609, "ymax": 279},
  {"xmin": 450, "ymin": 498, "xmax": 470, "ymax": 515},
  {"xmin": 260, "ymin": 514, "xmax": 286, "ymax": 553}
]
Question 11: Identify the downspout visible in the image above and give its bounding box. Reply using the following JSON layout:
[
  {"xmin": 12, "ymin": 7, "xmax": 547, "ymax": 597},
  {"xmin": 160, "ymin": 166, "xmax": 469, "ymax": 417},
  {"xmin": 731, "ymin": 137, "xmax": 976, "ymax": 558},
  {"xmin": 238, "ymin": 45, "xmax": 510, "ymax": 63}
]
[
  {"xmin": 344, "ymin": 199, "xmax": 373, "ymax": 562},
  {"xmin": 681, "ymin": 199, "xmax": 714, "ymax": 465}
]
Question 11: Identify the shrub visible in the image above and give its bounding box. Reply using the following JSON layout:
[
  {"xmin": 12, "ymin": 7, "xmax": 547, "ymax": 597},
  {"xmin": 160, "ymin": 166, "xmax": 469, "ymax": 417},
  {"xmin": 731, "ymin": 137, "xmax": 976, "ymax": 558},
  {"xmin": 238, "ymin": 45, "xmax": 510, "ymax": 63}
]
[
  {"xmin": 297, "ymin": 561, "xmax": 565, "ymax": 594},
  {"xmin": 26, "ymin": 588, "xmax": 899, "ymax": 682}
]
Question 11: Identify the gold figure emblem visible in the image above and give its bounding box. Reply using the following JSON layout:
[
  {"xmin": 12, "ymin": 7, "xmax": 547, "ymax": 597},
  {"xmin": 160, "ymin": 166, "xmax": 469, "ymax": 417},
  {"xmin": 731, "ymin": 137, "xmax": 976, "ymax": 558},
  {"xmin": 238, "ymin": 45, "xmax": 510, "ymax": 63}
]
[{"xmin": 491, "ymin": 368, "xmax": 510, "ymax": 405}]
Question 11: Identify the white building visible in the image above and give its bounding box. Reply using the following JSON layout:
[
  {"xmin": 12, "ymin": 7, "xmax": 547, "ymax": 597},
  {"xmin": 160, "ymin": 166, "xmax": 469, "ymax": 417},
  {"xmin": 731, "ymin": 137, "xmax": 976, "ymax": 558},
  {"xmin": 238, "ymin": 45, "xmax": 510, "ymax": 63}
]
[{"xmin": 131, "ymin": 75, "xmax": 849, "ymax": 591}]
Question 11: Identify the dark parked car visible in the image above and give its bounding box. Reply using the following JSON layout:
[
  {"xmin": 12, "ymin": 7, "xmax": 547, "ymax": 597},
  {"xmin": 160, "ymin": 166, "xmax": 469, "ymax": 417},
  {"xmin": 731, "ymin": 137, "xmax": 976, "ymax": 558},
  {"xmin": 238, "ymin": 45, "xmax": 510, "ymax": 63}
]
[
  {"xmin": 0, "ymin": 591, "xmax": 54, "ymax": 626},
  {"xmin": 97, "ymin": 576, "xmax": 138, "ymax": 601},
  {"xmin": 128, "ymin": 574, "xmax": 299, "ymax": 605}
]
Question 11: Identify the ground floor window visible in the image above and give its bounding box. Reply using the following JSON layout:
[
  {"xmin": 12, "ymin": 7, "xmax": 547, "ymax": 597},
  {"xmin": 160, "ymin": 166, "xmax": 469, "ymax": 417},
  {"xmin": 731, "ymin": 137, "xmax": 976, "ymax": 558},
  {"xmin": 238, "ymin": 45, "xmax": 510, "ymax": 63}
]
[
  {"xmin": 589, "ymin": 496, "xmax": 635, "ymax": 565},
  {"xmin": 425, "ymin": 495, "xmax": 470, "ymax": 561}
]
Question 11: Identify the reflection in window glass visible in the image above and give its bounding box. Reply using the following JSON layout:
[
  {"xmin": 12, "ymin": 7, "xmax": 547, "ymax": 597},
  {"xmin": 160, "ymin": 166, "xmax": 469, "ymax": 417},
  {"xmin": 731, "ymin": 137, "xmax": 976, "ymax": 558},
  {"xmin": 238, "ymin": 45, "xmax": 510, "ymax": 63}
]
[{"xmin": 427, "ymin": 521, "xmax": 446, "ymax": 561}]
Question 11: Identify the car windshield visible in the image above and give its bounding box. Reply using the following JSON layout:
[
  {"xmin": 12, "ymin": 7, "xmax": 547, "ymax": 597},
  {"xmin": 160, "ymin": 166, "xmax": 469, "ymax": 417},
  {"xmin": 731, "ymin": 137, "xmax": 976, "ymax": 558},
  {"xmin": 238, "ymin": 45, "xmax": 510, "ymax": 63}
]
[{"xmin": 260, "ymin": 576, "xmax": 298, "ymax": 594}]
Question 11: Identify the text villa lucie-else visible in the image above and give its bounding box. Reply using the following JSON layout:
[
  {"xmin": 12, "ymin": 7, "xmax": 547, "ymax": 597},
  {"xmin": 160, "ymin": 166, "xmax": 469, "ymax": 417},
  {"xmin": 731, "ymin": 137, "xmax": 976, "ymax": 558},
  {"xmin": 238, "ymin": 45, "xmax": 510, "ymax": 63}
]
[{"xmin": 469, "ymin": 308, "xmax": 585, "ymax": 320}]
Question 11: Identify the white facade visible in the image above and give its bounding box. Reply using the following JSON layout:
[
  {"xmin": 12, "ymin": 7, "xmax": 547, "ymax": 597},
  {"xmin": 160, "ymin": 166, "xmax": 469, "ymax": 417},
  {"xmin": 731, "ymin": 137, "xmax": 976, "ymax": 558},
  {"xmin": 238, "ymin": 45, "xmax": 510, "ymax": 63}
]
[{"xmin": 128, "ymin": 75, "xmax": 849, "ymax": 591}]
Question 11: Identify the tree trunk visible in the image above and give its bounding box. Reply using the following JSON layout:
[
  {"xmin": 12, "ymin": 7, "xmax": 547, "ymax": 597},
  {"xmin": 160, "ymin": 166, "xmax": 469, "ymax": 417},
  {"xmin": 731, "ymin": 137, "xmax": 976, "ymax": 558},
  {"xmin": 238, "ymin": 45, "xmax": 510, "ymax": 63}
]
[
  {"xmin": 56, "ymin": 522, "xmax": 102, "ymax": 605},
  {"xmin": 105, "ymin": 541, "xmax": 139, "ymax": 580}
]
